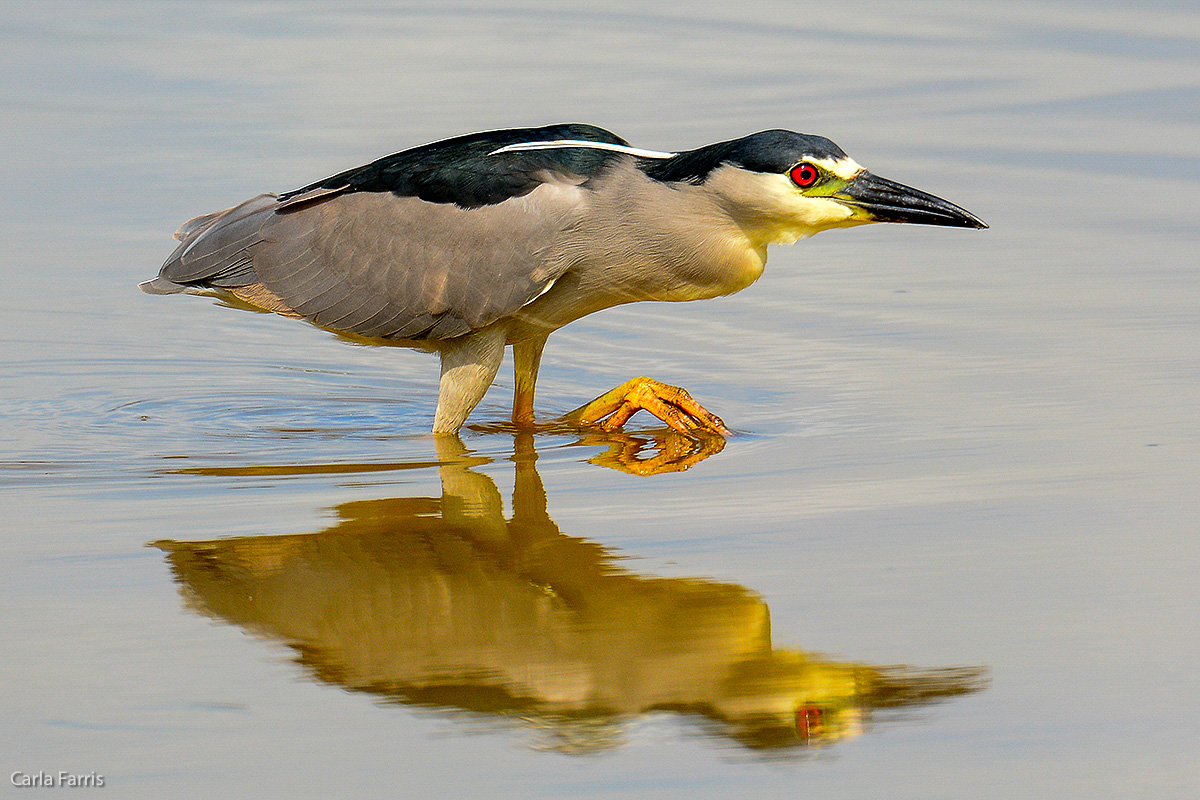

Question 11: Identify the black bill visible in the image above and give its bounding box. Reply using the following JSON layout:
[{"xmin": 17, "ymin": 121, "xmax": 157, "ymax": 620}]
[{"xmin": 837, "ymin": 171, "xmax": 987, "ymax": 229}]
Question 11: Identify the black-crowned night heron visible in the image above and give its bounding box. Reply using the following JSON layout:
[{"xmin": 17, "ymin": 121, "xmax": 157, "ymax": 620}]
[{"xmin": 142, "ymin": 123, "xmax": 985, "ymax": 435}]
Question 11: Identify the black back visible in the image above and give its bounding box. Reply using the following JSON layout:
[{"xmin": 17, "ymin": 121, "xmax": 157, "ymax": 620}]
[{"xmin": 279, "ymin": 123, "xmax": 630, "ymax": 209}]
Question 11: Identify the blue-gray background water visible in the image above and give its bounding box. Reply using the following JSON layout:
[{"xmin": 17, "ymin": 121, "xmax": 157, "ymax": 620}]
[{"xmin": 2, "ymin": 2, "xmax": 1197, "ymax": 797}]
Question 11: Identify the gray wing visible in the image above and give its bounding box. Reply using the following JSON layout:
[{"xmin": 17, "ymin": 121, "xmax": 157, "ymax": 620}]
[{"xmin": 151, "ymin": 179, "xmax": 587, "ymax": 341}]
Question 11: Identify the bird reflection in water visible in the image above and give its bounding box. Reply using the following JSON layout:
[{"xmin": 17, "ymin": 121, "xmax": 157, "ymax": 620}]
[
  {"xmin": 156, "ymin": 435, "xmax": 985, "ymax": 754},
  {"xmin": 471, "ymin": 423, "xmax": 725, "ymax": 475}
]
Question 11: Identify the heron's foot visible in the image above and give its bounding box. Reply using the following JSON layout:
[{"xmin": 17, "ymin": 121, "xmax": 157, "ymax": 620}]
[
  {"xmin": 566, "ymin": 376, "xmax": 732, "ymax": 436},
  {"xmin": 583, "ymin": 429, "xmax": 725, "ymax": 476}
]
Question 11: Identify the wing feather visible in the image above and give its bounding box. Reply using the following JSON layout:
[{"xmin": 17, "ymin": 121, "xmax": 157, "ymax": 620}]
[
  {"xmin": 152, "ymin": 176, "xmax": 588, "ymax": 341},
  {"xmin": 149, "ymin": 124, "xmax": 631, "ymax": 339},
  {"xmin": 162, "ymin": 194, "xmax": 277, "ymax": 286}
]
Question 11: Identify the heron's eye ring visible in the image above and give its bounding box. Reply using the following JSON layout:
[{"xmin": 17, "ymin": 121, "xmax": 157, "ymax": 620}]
[{"xmin": 790, "ymin": 163, "xmax": 819, "ymax": 188}]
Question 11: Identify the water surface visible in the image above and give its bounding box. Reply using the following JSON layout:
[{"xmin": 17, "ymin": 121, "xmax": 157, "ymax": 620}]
[{"xmin": 2, "ymin": 2, "xmax": 1197, "ymax": 798}]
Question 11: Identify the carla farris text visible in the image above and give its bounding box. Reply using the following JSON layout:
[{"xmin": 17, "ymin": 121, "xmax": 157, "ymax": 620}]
[{"xmin": 11, "ymin": 772, "xmax": 105, "ymax": 788}]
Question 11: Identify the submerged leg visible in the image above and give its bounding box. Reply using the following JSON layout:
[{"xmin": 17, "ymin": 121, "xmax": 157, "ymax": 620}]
[
  {"xmin": 432, "ymin": 327, "xmax": 507, "ymax": 434},
  {"xmin": 566, "ymin": 376, "xmax": 731, "ymax": 436},
  {"xmin": 511, "ymin": 335, "xmax": 548, "ymax": 428}
]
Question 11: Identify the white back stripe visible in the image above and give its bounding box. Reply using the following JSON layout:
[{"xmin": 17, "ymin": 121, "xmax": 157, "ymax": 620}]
[{"xmin": 489, "ymin": 140, "xmax": 677, "ymax": 159}]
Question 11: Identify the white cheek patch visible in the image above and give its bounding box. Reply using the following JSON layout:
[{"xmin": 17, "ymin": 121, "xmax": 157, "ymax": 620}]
[
  {"xmin": 810, "ymin": 156, "xmax": 864, "ymax": 180},
  {"xmin": 728, "ymin": 172, "xmax": 858, "ymax": 243},
  {"xmin": 698, "ymin": 167, "xmax": 868, "ymax": 248}
]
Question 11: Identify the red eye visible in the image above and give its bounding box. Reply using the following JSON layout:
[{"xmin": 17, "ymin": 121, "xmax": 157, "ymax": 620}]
[
  {"xmin": 796, "ymin": 704, "xmax": 823, "ymax": 741},
  {"xmin": 790, "ymin": 163, "xmax": 819, "ymax": 188}
]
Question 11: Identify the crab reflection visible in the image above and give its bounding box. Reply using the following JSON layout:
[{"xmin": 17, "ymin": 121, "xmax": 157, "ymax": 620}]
[{"xmin": 156, "ymin": 435, "xmax": 985, "ymax": 754}]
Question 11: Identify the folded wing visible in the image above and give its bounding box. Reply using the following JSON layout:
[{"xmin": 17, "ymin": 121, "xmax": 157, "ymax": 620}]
[{"xmin": 147, "ymin": 124, "xmax": 627, "ymax": 341}]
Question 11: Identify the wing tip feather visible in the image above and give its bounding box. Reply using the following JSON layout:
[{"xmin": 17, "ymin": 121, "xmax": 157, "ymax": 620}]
[{"xmin": 139, "ymin": 276, "xmax": 185, "ymax": 295}]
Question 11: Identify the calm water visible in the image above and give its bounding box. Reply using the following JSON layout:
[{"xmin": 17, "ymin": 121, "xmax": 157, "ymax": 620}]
[{"xmin": 2, "ymin": 1, "xmax": 1198, "ymax": 797}]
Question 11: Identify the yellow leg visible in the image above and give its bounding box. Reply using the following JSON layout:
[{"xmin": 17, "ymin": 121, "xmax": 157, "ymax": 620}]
[
  {"xmin": 567, "ymin": 376, "xmax": 731, "ymax": 436},
  {"xmin": 512, "ymin": 336, "xmax": 547, "ymax": 428}
]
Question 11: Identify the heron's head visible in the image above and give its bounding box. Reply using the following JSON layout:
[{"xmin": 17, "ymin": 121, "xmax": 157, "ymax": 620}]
[{"xmin": 648, "ymin": 130, "xmax": 987, "ymax": 246}]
